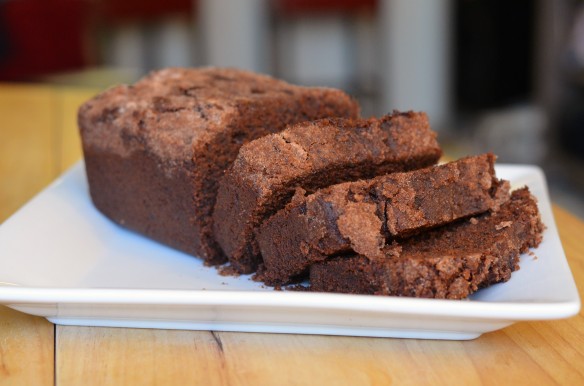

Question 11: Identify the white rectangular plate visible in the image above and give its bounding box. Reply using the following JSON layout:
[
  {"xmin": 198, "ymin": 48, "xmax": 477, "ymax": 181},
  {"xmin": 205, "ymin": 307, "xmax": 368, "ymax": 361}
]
[{"xmin": 0, "ymin": 162, "xmax": 579, "ymax": 340}]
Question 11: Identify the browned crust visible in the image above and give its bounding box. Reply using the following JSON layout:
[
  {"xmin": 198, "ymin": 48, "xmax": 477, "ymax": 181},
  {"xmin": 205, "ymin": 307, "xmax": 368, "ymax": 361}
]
[
  {"xmin": 79, "ymin": 67, "xmax": 359, "ymax": 262},
  {"xmin": 309, "ymin": 188, "xmax": 545, "ymax": 299},
  {"xmin": 214, "ymin": 111, "xmax": 442, "ymax": 273},
  {"xmin": 257, "ymin": 154, "xmax": 510, "ymax": 286}
]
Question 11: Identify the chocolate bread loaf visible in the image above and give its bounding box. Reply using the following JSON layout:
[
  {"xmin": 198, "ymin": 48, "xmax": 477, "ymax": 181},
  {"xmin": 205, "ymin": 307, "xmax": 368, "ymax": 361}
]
[
  {"xmin": 256, "ymin": 153, "xmax": 511, "ymax": 285},
  {"xmin": 213, "ymin": 112, "xmax": 442, "ymax": 273},
  {"xmin": 309, "ymin": 188, "xmax": 544, "ymax": 299},
  {"xmin": 78, "ymin": 67, "xmax": 359, "ymax": 264}
]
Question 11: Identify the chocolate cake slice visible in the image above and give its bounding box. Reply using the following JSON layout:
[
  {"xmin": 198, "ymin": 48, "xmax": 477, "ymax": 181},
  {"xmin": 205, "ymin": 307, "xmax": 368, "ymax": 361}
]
[
  {"xmin": 309, "ymin": 188, "xmax": 544, "ymax": 299},
  {"xmin": 213, "ymin": 112, "xmax": 442, "ymax": 273},
  {"xmin": 78, "ymin": 67, "xmax": 359, "ymax": 264},
  {"xmin": 256, "ymin": 154, "xmax": 510, "ymax": 286}
]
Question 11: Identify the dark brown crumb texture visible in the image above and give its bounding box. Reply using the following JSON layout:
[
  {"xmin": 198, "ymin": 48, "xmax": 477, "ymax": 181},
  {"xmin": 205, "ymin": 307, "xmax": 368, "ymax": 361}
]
[
  {"xmin": 78, "ymin": 67, "xmax": 545, "ymax": 300},
  {"xmin": 309, "ymin": 188, "xmax": 545, "ymax": 299},
  {"xmin": 256, "ymin": 153, "xmax": 511, "ymax": 286},
  {"xmin": 213, "ymin": 111, "xmax": 442, "ymax": 273},
  {"xmin": 78, "ymin": 67, "xmax": 359, "ymax": 263}
]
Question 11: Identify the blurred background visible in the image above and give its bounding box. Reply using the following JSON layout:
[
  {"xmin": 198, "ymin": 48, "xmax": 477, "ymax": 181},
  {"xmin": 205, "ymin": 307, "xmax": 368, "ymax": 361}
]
[{"xmin": 1, "ymin": 0, "xmax": 584, "ymax": 219}]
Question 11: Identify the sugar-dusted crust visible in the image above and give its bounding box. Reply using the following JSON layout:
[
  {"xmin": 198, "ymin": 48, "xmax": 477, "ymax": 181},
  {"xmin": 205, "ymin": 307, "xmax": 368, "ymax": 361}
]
[
  {"xmin": 309, "ymin": 188, "xmax": 545, "ymax": 299},
  {"xmin": 213, "ymin": 112, "xmax": 442, "ymax": 273},
  {"xmin": 79, "ymin": 67, "xmax": 360, "ymax": 263}
]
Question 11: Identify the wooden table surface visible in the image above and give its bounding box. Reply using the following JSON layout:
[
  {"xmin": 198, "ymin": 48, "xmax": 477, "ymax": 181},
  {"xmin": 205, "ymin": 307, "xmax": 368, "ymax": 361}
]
[{"xmin": 1, "ymin": 84, "xmax": 583, "ymax": 385}]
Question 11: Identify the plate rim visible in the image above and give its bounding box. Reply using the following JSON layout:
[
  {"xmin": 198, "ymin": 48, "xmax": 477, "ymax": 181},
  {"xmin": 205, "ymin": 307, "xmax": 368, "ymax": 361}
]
[
  {"xmin": 0, "ymin": 161, "xmax": 580, "ymax": 337},
  {"xmin": 0, "ymin": 285, "xmax": 580, "ymax": 321}
]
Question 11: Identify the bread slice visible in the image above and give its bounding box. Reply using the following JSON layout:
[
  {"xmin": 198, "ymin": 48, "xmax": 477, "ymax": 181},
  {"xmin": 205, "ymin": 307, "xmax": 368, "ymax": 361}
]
[
  {"xmin": 213, "ymin": 112, "xmax": 442, "ymax": 273},
  {"xmin": 256, "ymin": 154, "xmax": 510, "ymax": 285},
  {"xmin": 309, "ymin": 188, "xmax": 544, "ymax": 299},
  {"xmin": 78, "ymin": 67, "xmax": 359, "ymax": 264}
]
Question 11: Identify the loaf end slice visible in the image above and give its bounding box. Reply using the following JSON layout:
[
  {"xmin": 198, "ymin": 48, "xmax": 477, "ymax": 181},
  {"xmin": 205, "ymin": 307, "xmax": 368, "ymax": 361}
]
[{"xmin": 309, "ymin": 188, "xmax": 544, "ymax": 299}]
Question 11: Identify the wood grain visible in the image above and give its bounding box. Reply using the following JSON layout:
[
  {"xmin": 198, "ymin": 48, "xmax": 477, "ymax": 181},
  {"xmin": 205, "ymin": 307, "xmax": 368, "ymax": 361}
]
[
  {"xmin": 0, "ymin": 306, "xmax": 54, "ymax": 385},
  {"xmin": 55, "ymin": 87, "xmax": 98, "ymax": 171},
  {"xmin": 0, "ymin": 84, "xmax": 96, "ymax": 385},
  {"xmin": 0, "ymin": 85, "xmax": 97, "ymax": 223},
  {"xmin": 0, "ymin": 84, "xmax": 57, "ymax": 222},
  {"xmin": 0, "ymin": 84, "xmax": 58, "ymax": 385},
  {"xmin": 54, "ymin": 317, "xmax": 584, "ymax": 386},
  {"xmin": 56, "ymin": 328, "xmax": 226, "ymax": 386}
]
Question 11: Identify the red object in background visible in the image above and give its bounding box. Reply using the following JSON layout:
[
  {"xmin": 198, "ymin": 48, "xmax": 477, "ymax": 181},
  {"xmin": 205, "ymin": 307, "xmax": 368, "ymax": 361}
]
[
  {"xmin": 99, "ymin": 0, "xmax": 193, "ymax": 22},
  {"xmin": 274, "ymin": 0, "xmax": 377, "ymax": 15},
  {"xmin": 0, "ymin": 0, "xmax": 91, "ymax": 81}
]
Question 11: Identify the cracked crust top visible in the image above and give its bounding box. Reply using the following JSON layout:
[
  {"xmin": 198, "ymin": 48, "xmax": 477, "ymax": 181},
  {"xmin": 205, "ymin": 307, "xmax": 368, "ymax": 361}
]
[
  {"xmin": 232, "ymin": 112, "xmax": 439, "ymax": 196},
  {"xmin": 78, "ymin": 67, "xmax": 353, "ymax": 162}
]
